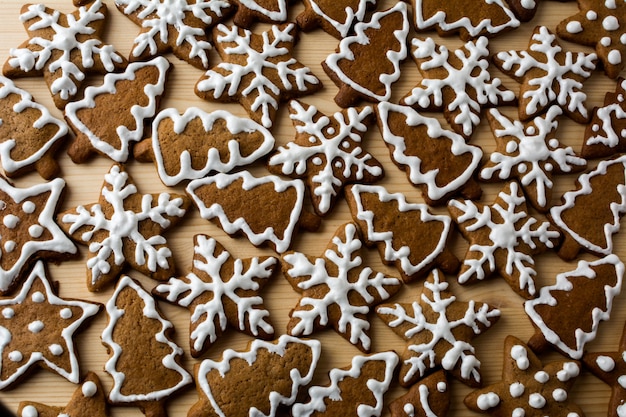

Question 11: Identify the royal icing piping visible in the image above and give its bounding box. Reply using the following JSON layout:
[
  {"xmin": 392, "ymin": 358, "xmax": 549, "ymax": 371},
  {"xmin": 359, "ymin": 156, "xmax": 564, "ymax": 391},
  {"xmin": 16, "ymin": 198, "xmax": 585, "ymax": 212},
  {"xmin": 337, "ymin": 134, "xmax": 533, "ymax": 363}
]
[
  {"xmin": 524, "ymin": 254, "xmax": 625, "ymax": 359},
  {"xmin": 0, "ymin": 177, "xmax": 76, "ymax": 293},
  {"xmin": 64, "ymin": 57, "xmax": 171, "ymax": 163},
  {"xmin": 585, "ymin": 79, "xmax": 626, "ymax": 150},
  {"xmin": 291, "ymin": 351, "xmax": 398, "ymax": 417},
  {"xmin": 323, "ymin": 2, "xmax": 409, "ymax": 103},
  {"xmin": 348, "ymin": 183, "xmax": 452, "ymax": 276},
  {"xmin": 269, "ymin": 101, "xmax": 382, "ymax": 215},
  {"xmin": 102, "ymin": 275, "xmax": 192, "ymax": 402},
  {"xmin": 306, "ymin": 0, "xmax": 375, "ymax": 38},
  {"xmin": 155, "ymin": 235, "xmax": 277, "ymax": 353},
  {"xmin": 196, "ymin": 335, "xmax": 321, "ymax": 416},
  {"xmin": 377, "ymin": 101, "xmax": 483, "ymax": 201},
  {"xmin": 0, "ymin": 261, "xmax": 100, "ymax": 388},
  {"xmin": 550, "ymin": 154, "xmax": 626, "ymax": 255},
  {"xmin": 151, "ymin": 107, "xmax": 275, "ymax": 186},
  {"xmin": 186, "ymin": 171, "xmax": 306, "ymax": 254}
]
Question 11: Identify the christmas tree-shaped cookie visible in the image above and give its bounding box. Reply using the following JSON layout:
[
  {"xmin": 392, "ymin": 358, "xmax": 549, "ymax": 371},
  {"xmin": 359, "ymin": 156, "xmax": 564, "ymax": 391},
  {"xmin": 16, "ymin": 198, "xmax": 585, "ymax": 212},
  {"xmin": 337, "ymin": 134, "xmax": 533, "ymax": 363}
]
[{"xmin": 102, "ymin": 275, "xmax": 192, "ymax": 417}]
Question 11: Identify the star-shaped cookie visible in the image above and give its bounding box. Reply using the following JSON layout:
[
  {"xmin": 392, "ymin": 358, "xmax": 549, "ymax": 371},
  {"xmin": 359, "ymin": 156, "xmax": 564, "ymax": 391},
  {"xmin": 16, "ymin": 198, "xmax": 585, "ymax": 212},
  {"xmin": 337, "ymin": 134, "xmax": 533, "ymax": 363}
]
[
  {"xmin": 3, "ymin": 0, "xmax": 127, "ymax": 109},
  {"xmin": 58, "ymin": 164, "xmax": 190, "ymax": 292},
  {"xmin": 282, "ymin": 222, "xmax": 401, "ymax": 352},
  {"xmin": 154, "ymin": 234, "xmax": 278, "ymax": 357},
  {"xmin": 377, "ymin": 269, "xmax": 500, "ymax": 387},
  {"xmin": 448, "ymin": 181, "xmax": 560, "ymax": 299},
  {"xmin": 0, "ymin": 176, "xmax": 76, "ymax": 295},
  {"xmin": 0, "ymin": 261, "xmax": 102, "ymax": 389},
  {"xmin": 465, "ymin": 336, "xmax": 583, "ymax": 416},
  {"xmin": 18, "ymin": 372, "xmax": 109, "ymax": 416}
]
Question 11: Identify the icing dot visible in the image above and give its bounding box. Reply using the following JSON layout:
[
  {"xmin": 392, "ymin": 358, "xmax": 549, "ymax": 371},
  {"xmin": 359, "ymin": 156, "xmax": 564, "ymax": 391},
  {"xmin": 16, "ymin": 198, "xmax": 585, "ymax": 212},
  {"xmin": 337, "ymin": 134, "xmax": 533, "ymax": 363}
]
[
  {"xmin": 512, "ymin": 408, "xmax": 525, "ymax": 417},
  {"xmin": 520, "ymin": 0, "xmax": 535, "ymax": 9},
  {"xmin": 622, "ymin": 129, "xmax": 626, "ymax": 138},
  {"xmin": 2, "ymin": 307, "xmax": 14, "ymax": 319},
  {"xmin": 621, "ymin": 34, "xmax": 626, "ymax": 44},
  {"xmin": 509, "ymin": 382, "xmax": 524, "ymax": 398},
  {"xmin": 21, "ymin": 405, "xmax": 38, "ymax": 417},
  {"xmin": 28, "ymin": 225, "xmax": 43, "ymax": 238},
  {"xmin": 82, "ymin": 380, "xmax": 98, "ymax": 397},
  {"xmin": 592, "ymin": 124, "xmax": 600, "ymax": 132},
  {"xmin": 566, "ymin": 21, "xmax": 583, "ymax": 34},
  {"xmin": 587, "ymin": 10, "xmax": 598, "ymax": 20},
  {"xmin": 606, "ymin": 0, "xmax": 617, "ymax": 8},
  {"xmin": 4, "ymin": 241, "xmax": 16, "ymax": 253},
  {"xmin": 525, "ymin": 126, "xmax": 536, "ymax": 135},
  {"xmin": 31, "ymin": 292, "xmax": 45, "ymax": 303},
  {"xmin": 517, "ymin": 164, "xmax": 528, "ymax": 174},
  {"xmin": 596, "ymin": 355, "xmax": 616, "ymax": 372},
  {"xmin": 529, "ymin": 393, "xmax": 546, "ymax": 408},
  {"xmin": 618, "ymin": 375, "xmax": 626, "ymax": 389},
  {"xmin": 608, "ymin": 50, "xmax": 622, "ymax": 65},
  {"xmin": 511, "ymin": 345, "xmax": 529, "ymax": 370},
  {"xmin": 534, "ymin": 371, "xmax": 549, "ymax": 383},
  {"xmin": 2, "ymin": 215, "xmax": 19, "ymax": 229},
  {"xmin": 308, "ymin": 136, "xmax": 316, "ymax": 143},
  {"xmin": 620, "ymin": 94, "xmax": 625, "ymax": 102},
  {"xmin": 601, "ymin": 36, "xmax": 613, "ymax": 47},
  {"xmin": 341, "ymin": 141, "xmax": 350, "ymax": 149},
  {"xmin": 0, "ymin": 201, "xmax": 6, "ymax": 210},
  {"xmin": 567, "ymin": 413, "xmax": 580, "ymax": 417},
  {"xmin": 557, "ymin": 362, "xmax": 580, "ymax": 381},
  {"xmin": 545, "ymin": 162, "xmax": 554, "ymax": 172},
  {"xmin": 437, "ymin": 381, "xmax": 447, "ymax": 392},
  {"xmin": 22, "ymin": 201, "xmax": 36, "ymax": 214},
  {"xmin": 326, "ymin": 127, "xmax": 335, "ymax": 135},
  {"xmin": 28, "ymin": 320, "xmax": 44, "ymax": 333},
  {"xmin": 334, "ymin": 161, "xmax": 342, "ymax": 168},
  {"xmin": 8, "ymin": 350, "xmax": 22, "ymax": 362},
  {"xmin": 48, "ymin": 344, "xmax": 63, "ymax": 356},
  {"xmin": 60, "ymin": 308, "xmax": 73, "ymax": 319},
  {"xmin": 477, "ymin": 392, "xmax": 500, "ymax": 410},
  {"xmin": 403, "ymin": 403, "xmax": 414, "ymax": 417},
  {"xmin": 548, "ymin": 139, "xmax": 559, "ymax": 149},
  {"xmin": 603, "ymin": 16, "xmax": 619, "ymax": 31},
  {"xmin": 312, "ymin": 157, "xmax": 323, "ymax": 166},
  {"xmin": 506, "ymin": 141, "xmax": 518, "ymax": 153},
  {"xmin": 552, "ymin": 388, "xmax": 567, "ymax": 402}
]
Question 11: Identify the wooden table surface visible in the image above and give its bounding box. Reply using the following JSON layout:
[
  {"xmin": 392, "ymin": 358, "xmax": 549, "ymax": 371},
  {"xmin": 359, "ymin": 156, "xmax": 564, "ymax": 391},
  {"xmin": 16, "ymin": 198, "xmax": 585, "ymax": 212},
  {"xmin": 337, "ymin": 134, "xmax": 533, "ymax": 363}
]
[{"xmin": 0, "ymin": 0, "xmax": 624, "ymax": 415}]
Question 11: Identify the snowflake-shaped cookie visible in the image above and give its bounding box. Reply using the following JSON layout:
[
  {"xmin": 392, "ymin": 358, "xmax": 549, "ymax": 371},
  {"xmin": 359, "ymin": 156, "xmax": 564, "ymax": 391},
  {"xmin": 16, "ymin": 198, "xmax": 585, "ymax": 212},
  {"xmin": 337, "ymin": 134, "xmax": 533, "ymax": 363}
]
[
  {"xmin": 268, "ymin": 100, "xmax": 383, "ymax": 216},
  {"xmin": 494, "ymin": 25, "xmax": 597, "ymax": 123},
  {"xmin": 401, "ymin": 36, "xmax": 515, "ymax": 139},
  {"xmin": 582, "ymin": 77, "xmax": 626, "ymax": 158},
  {"xmin": 0, "ymin": 76, "xmax": 68, "ymax": 180},
  {"xmin": 0, "ymin": 261, "xmax": 101, "ymax": 389},
  {"xmin": 557, "ymin": 0, "xmax": 626, "ymax": 79},
  {"xmin": 195, "ymin": 23, "xmax": 322, "ymax": 129},
  {"xmin": 282, "ymin": 222, "xmax": 401, "ymax": 352},
  {"xmin": 448, "ymin": 182, "xmax": 560, "ymax": 299},
  {"xmin": 3, "ymin": 0, "xmax": 126, "ymax": 109},
  {"xmin": 115, "ymin": 0, "xmax": 232, "ymax": 69},
  {"xmin": 58, "ymin": 164, "xmax": 190, "ymax": 292},
  {"xmin": 481, "ymin": 106, "xmax": 587, "ymax": 212},
  {"xmin": 465, "ymin": 336, "xmax": 583, "ymax": 416},
  {"xmin": 377, "ymin": 269, "xmax": 500, "ymax": 387},
  {"xmin": 154, "ymin": 234, "xmax": 278, "ymax": 357}
]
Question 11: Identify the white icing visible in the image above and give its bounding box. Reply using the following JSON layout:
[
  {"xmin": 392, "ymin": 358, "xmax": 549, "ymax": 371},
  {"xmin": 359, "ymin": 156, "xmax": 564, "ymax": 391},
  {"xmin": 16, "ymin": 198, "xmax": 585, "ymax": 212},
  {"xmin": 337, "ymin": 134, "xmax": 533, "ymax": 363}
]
[
  {"xmin": 566, "ymin": 21, "xmax": 583, "ymax": 34},
  {"xmin": 511, "ymin": 345, "xmax": 529, "ymax": 370},
  {"xmin": 534, "ymin": 370, "xmax": 549, "ymax": 383},
  {"xmin": 28, "ymin": 225, "xmax": 43, "ymax": 238},
  {"xmin": 602, "ymin": 36, "xmax": 613, "ymax": 46},
  {"xmin": 606, "ymin": 0, "xmax": 617, "ymax": 8},
  {"xmin": 2, "ymin": 308, "xmax": 14, "ymax": 319},
  {"xmin": 60, "ymin": 308, "xmax": 72, "ymax": 319},
  {"xmin": 28, "ymin": 320, "xmax": 44, "ymax": 333},
  {"xmin": 3, "ymin": 215, "xmax": 19, "ymax": 229},
  {"xmin": 603, "ymin": 15, "xmax": 620, "ymax": 31},
  {"xmin": 437, "ymin": 381, "xmax": 446, "ymax": 392},
  {"xmin": 557, "ymin": 362, "xmax": 580, "ymax": 381},
  {"xmin": 21, "ymin": 202, "xmax": 35, "ymax": 214},
  {"xmin": 151, "ymin": 107, "xmax": 275, "ymax": 186},
  {"xmin": 305, "ymin": 0, "xmax": 375, "ymax": 38},
  {"xmin": 21, "ymin": 405, "xmax": 38, "ymax": 417},
  {"xmin": 82, "ymin": 380, "xmax": 97, "ymax": 397},
  {"xmin": 4, "ymin": 241, "xmax": 16, "ymax": 253},
  {"xmin": 552, "ymin": 388, "xmax": 567, "ymax": 402},
  {"xmin": 520, "ymin": 0, "xmax": 536, "ymax": 9},
  {"xmin": 609, "ymin": 50, "xmax": 622, "ymax": 65},
  {"xmin": 64, "ymin": 57, "xmax": 171, "ymax": 163},
  {"xmin": 48, "ymin": 344, "xmax": 63, "ymax": 356},
  {"xmin": 476, "ymin": 392, "xmax": 500, "ymax": 410},
  {"xmin": 596, "ymin": 355, "xmax": 616, "ymax": 372},
  {"xmin": 587, "ymin": 10, "xmax": 598, "ymax": 20},
  {"xmin": 31, "ymin": 292, "xmax": 45, "ymax": 303},
  {"xmin": 528, "ymin": 393, "xmax": 546, "ymax": 408},
  {"xmin": 619, "ymin": 375, "xmax": 626, "ymax": 389},
  {"xmin": 509, "ymin": 382, "xmax": 524, "ymax": 397},
  {"xmin": 512, "ymin": 408, "xmax": 525, "ymax": 417},
  {"xmin": 8, "ymin": 351, "xmax": 22, "ymax": 362},
  {"xmin": 403, "ymin": 403, "xmax": 414, "ymax": 417}
]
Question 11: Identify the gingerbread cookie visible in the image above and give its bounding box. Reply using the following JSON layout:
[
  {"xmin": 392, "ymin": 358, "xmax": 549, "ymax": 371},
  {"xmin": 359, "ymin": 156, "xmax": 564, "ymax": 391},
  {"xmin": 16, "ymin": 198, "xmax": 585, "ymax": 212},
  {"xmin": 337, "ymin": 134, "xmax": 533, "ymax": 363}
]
[
  {"xmin": 195, "ymin": 23, "xmax": 322, "ymax": 129},
  {"xmin": 65, "ymin": 57, "xmax": 171, "ymax": 164},
  {"xmin": 134, "ymin": 107, "xmax": 275, "ymax": 186},
  {"xmin": 154, "ymin": 234, "xmax": 278, "ymax": 357},
  {"xmin": 283, "ymin": 222, "xmax": 401, "ymax": 352},
  {"xmin": 229, "ymin": 0, "xmax": 289, "ymax": 27},
  {"xmin": 388, "ymin": 370, "xmax": 450, "ymax": 417},
  {"xmin": 401, "ymin": 36, "xmax": 515, "ymax": 139},
  {"xmin": 189, "ymin": 335, "xmax": 321, "ymax": 417},
  {"xmin": 292, "ymin": 351, "xmax": 398, "ymax": 417},
  {"xmin": 18, "ymin": 372, "xmax": 109, "ymax": 417},
  {"xmin": 0, "ymin": 261, "xmax": 101, "ymax": 389},
  {"xmin": 494, "ymin": 25, "xmax": 597, "ymax": 123},
  {"xmin": 481, "ymin": 106, "xmax": 587, "ymax": 212},
  {"xmin": 0, "ymin": 76, "xmax": 68, "ymax": 180},
  {"xmin": 557, "ymin": 0, "xmax": 626, "ymax": 79},
  {"xmin": 504, "ymin": 0, "xmax": 574, "ymax": 22},
  {"xmin": 525, "ymin": 255, "xmax": 624, "ymax": 359},
  {"xmin": 582, "ymin": 77, "xmax": 626, "ymax": 159},
  {"xmin": 268, "ymin": 100, "xmax": 383, "ymax": 216},
  {"xmin": 465, "ymin": 336, "xmax": 583, "ymax": 416},
  {"xmin": 115, "ymin": 0, "xmax": 233, "ymax": 69},
  {"xmin": 322, "ymin": 2, "xmax": 409, "ymax": 108},
  {"xmin": 345, "ymin": 184, "xmax": 459, "ymax": 283},
  {"xmin": 186, "ymin": 171, "xmax": 320, "ymax": 254},
  {"xmin": 102, "ymin": 275, "xmax": 191, "ymax": 417},
  {"xmin": 296, "ymin": 0, "xmax": 376, "ymax": 38},
  {"xmin": 58, "ymin": 164, "xmax": 190, "ymax": 292},
  {"xmin": 410, "ymin": 0, "xmax": 519, "ymax": 40},
  {"xmin": 376, "ymin": 101, "xmax": 483, "ymax": 205},
  {"xmin": 377, "ymin": 269, "xmax": 500, "ymax": 387},
  {"xmin": 3, "ymin": 0, "xmax": 127, "ymax": 109},
  {"xmin": 0, "ymin": 176, "xmax": 76, "ymax": 296},
  {"xmin": 550, "ymin": 154, "xmax": 626, "ymax": 260}
]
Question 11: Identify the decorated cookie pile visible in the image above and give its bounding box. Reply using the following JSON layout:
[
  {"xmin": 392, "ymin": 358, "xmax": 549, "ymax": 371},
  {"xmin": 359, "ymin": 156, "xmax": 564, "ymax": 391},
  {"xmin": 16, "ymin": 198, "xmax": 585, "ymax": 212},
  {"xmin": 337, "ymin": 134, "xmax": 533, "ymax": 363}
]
[{"xmin": 1, "ymin": 0, "xmax": 626, "ymax": 416}]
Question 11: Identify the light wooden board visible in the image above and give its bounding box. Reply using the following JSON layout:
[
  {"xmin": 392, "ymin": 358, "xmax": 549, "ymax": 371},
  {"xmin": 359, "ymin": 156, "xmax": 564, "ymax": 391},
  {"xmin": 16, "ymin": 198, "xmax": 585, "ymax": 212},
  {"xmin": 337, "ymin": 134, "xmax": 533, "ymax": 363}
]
[{"xmin": 0, "ymin": 0, "xmax": 624, "ymax": 415}]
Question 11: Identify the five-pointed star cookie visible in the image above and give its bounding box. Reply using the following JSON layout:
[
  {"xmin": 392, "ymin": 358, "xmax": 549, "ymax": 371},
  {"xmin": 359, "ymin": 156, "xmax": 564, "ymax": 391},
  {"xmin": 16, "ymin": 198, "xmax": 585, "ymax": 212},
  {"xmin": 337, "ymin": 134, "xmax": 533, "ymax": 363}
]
[
  {"xmin": 448, "ymin": 181, "xmax": 560, "ymax": 299},
  {"xmin": 0, "ymin": 261, "xmax": 102, "ymax": 389},
  {"xmin": 282, "ymin": 222, "xmax": 401, "ymax": 352},
  {"xmin": 58, "ymin": 164, "xmax": 190, "ymax": 292},
  {"xmin": 2, "ymin": 0, "xmax": 127, "ymax": 109},
  {"xmin": 377, "ymin": 269, "xmax": 500, "ymax": 387},
  {"xmin": 465, "ymin": 336, "xmax": 583, "ymax": 416},
  {"xmin": 0, "ymin": 176, "xmax": 76, "ymax": 295},
  {"xmin": 195, "ymin": 23, "xmax": 322, "ymax": 129},
  {"xmin": 18, "ymin": 372, "xmax": 110, "ymax": 416},
  {"xmin": 154, "ymin": 234, "xmax": 278, "ymax": 357}
]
